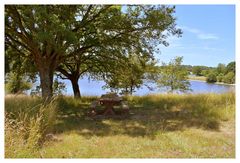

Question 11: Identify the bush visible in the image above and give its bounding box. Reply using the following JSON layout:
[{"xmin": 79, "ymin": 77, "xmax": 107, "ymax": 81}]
[
  {"xmin": 206, "ymin": 73, "xmax": 217, "ymax": 83},
  {"xmin": 217, "ymin": 73, "xmax": 224, "ymax": 82},
  {"xmin": 223, "ymin": 72, "xmax": 235, "ymax": 84}
]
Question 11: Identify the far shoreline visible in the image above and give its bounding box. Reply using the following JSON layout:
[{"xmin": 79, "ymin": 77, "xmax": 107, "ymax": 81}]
[{"xmin": 188, "ymin": 79, "xmax": 235, "ymax": 86}]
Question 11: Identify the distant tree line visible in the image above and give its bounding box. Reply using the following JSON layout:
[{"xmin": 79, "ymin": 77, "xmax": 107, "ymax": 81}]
[{"xmin": 182, "ymin": 62, "xmax": 235, "ymax": 84}]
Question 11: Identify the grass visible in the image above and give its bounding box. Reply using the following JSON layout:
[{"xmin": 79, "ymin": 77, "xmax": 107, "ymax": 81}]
[
  {"xmin": 5, "ymin": 92, "xmax": 235, "ymax": 158},
  {"xmin": 188, "ymin": 76, "xmax": 207, "ymax": 81}
]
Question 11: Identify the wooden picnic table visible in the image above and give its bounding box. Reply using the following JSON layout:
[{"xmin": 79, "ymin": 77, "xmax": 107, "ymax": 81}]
[
  {"xmin": 89, "ymin": 95, "xmax": 129, "ymax": 116},
  {"xmin": 99, "ymin": 97, "xmax": 123, "ymax": 115}
]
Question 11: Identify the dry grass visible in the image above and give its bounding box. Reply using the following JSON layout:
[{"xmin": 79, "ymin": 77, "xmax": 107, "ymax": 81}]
[
  {"xmin": 5, "ymin": 96, "xmax": 58, "ymax": 158},
  {"xmin": 5, "ymin": 92, "xmax": 235, "ymax": 158},
  {"xmin": 188, "ymin": 76, "xmax": 207, "ymax": 81}
]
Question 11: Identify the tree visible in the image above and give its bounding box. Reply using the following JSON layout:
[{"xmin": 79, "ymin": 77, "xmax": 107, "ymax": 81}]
[
  {"xmin": 217, "ymin": 73, "xmax": 224, "ymax": 82},
  {"xmin": 216, "ymin": 63, "xmax": 226, "ymax": 74},
  {"xmin": 223, "ymin": 72, "xmax": 235, "ymax": 84},
  {"xmin": 201, "ymin": 69, "xmax": 209, "ymax": 77},
  {"xmin": 192, "ymin": 66, "xmax": 202, "ymax": 76},
  {"xmin": 5, "ymin": 5, "xmax": 181, "ymax": 98},
  {"xmin": 5, "ymin": 72, "xmax": 32, "ymax": 94},
  {"xmin": 157, "ymin": 56, "xmax": 191, "ymax": 93},
  {"xmin": 103, "ymin": 54, "xmax": 153, "ymax": 95},
  {"xmin": 5, "ymin": 45, "xmax": 37, "ymax": 94},
  {"xmin": 55, "ymin": 5, "xmax": 182, "ymax": 98},
  {"xmin": 5, "ymin": 5, "xmax": 80, "ymax": 98},
  {"xmin": 225, "ymin": 61, "xmax": 235, "ymax": 74},
  {"xmin": 206, "ymin": 71, "xmax": 217, "ymax": 83}
]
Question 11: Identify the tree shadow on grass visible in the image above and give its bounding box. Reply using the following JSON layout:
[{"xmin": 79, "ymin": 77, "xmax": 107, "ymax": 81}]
[{"xmin": 52, "ymin": 97, "xmax": 222, "ymax": 140}]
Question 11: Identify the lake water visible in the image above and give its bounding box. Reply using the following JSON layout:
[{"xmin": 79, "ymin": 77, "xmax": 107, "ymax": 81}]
[{"xmin": 62, "ymin": 77, "xmax": 235, "ymax": 96}]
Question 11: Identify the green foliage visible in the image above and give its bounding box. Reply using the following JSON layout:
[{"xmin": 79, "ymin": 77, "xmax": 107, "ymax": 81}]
[
  {"xmin": 204, "ymin": 62, "xmax": 235, "ymax": 84},
  {"xmin": 192, "ymin": 66, "xmax": 203, "ymax": 76},
  {"xmin": 157, "ymin": 56, "xmax": 191, "ymax": 93},
  {"xmin": 191, "ymin": 65, "xmax": 210, "ymax": 76},
  {"xmin": 201, "ymin": 69, "xmax": 209, "ymax": 76},
  {"xmin": 223, "ymin": 72, "xmax": 235, "ymax": 84},
  {"xmin": 190, "ymin": 61, "xmax": 235, "ymax": 84},
  {"xmin": 103, "ymin": 55, "xmax": 154, "ymax": 95},
  {"xmin": 225, "ymin": 61, "xmax": 235, "ymax": 74},
  {"xmin": 30, "ymin": 78, "xmax": 66, "ymax": 96},
  {"xmin": 217, "ymin": 73, "xmax": 224, "ymax": 82},
  {"xmin": 6, "ymin": 5, "xmax": 182, "ymax": 97},
  {"xmin": 5, "ymin": 5, "xmax": 84, "ymax": 97},
  {"xmin": 206, "ymin": 71, "xmax": 217, "ymax": 83},
  {"xmin": 5, "ymin": 45, "xmax": 37, "ymax": 94},
  {"xmin": 5, "ymin": 72, "xmax": 32, "ymax": 94},
  {"xmin": 5, "ymin": 28, "xmax": 38, "ymax": 80},
  {"xmin": 216, "ymin": 63, "xmax": 226, "ymax": 74},
  {"xmin": 53, "ymin": 78, "xmax": 66, "ymax": 95}
]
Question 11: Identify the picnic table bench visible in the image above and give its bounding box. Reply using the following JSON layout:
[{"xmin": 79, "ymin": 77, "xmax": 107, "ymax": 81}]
[{"xmin": 89, "ymin": 93, "xmax": 129, "ymax": 116}]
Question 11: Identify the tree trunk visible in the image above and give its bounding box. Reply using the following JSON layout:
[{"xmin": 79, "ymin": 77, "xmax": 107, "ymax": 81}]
[
  {"xmin": 56, "ymin": 67, "xmax": 82, "ymax": 98},
  {"xmin": 39, "ymin": 67, "xmax": 54, "ymax": 99},
  {"xmin": 34, "ymin": 51, "xmax": 61, "ymax": 99},
  {"xmin": 130, "ymin": 86, "xmax": 133, "ymax": 95},
  {"xmin": 70, "ymin": 77, "xmax": 81, "ymax": 98},
  {"xmin": 130, "ymin": 79, "xmax": 134, "ymax": 95}
]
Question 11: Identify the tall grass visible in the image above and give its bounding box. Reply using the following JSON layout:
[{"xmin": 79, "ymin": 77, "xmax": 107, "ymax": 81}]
[
  {"xmin": 5, "ymin": 95, "xmax": 58, "ymax": 158},
  {"xmin": 5, "ymin": 92, "xmax": 235, "ymax": 158},
  {"xmin": 125, "ymin": 92, "xmax": 235, "ymax": 129}
]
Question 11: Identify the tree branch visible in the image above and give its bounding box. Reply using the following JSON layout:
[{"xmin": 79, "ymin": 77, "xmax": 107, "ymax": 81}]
[
  {"xmin": 9, "ymin": 6, "xmax": 32, "ymax": 39},
  {"xmin": 72, "ymin": 5, "xmax": 112, "ymax": 32},
  {"xmin": 56, "ymin": 67, "xmax": 71, "ymax": 79}
]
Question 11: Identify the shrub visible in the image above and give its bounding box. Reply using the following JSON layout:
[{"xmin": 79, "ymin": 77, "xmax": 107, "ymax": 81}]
[
  {"xmin": 223, "ymin": 72, "xmax": 235, "ymax": 84},
  {"xmin": 217, "ymin": 73, "xmax": 224, "ymax": 82},
  {"xmin": 206, "ymin": 73, "xmax": 217, "ymax": 83}
]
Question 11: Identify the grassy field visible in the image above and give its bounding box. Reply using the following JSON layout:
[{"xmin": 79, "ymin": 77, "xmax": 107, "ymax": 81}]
[{"xmin": 5, "ymin": 92, "xmax": 235, "ymax": 158}]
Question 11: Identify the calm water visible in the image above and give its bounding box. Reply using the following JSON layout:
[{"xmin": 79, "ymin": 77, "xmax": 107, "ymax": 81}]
[{"xmin": 63, "ymin": 77, "xmax": 235, "ymax": 96}]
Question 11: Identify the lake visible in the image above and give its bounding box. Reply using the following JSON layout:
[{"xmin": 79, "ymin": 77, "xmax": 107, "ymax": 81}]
[{"xmin": 62, "ymin": 77, "xmax": 235, "ymax": 96}]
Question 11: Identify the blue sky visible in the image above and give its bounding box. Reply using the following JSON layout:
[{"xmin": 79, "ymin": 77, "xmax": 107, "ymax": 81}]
[{"xmin": 156, "ymin": 5, "xmax": 235, "ymax": 67}]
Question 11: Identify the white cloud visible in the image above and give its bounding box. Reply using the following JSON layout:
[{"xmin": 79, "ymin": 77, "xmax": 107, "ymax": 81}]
[
  {"xmin": 180, "ymin": 25, "xmax": 219, "ymax": 40},
  {"xmin": 197, "ymin": 34, "xmax": 219, "ymax": 40}
]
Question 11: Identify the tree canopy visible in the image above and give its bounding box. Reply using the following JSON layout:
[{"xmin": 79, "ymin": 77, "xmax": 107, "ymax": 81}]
[
  {"xmin": 5, "ymin": 5, "xmax": 182, "ymax": 98},
  {"xmin": 157, "ymin": 56, "xmax": 191, "ymax": 93},
  {"xmin": 103, "ymin": 54, "xmax": 154, "ymax": 95}
]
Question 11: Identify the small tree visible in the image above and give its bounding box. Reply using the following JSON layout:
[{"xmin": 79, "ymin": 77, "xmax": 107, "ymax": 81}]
[
  {"xmin": 206, "ymin": 71, "xmax": 217, "ymax": 83},
  {"xmin": 216, "ymin": 63, "xmax": 226, "ymax": 74},
  {"xmin": 5, "ymin": 72, "xmax": 32, "ymax": 94},
  {"xmin": 223, "ymin": 72, "xmax": 235, "ymax": 84},
  {"xmin": 103, "ymin": 54, "xmax": 149, "ymax": 95},
  {"xmin": 201, "ymin": 69, "xmax": 209, "ymax": 76},
  {"xmin": 192, "ymin": 66, "xmax": 202, "ymax": 76},
  {"xmin": 157, "ymin": 56, "xmax": 191, "ymax": 93},
  {"xmin": 217, "ymin": 73, "xmax": 224, "ymax": 82},
  {"xmin": 225, "ymin": 61, "xmax": 235, "ymax": 74}
]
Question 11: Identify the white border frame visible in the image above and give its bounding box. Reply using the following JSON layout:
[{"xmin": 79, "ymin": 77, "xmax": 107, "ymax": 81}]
[{"xmin": 0, "ymin": 0, "xmax": 239, "ymax": 163}]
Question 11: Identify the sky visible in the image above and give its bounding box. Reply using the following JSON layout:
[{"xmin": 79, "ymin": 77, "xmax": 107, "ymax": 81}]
[{"xmin": 156, "ymin": 5, "xmax": 235, "ymax": 67}]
